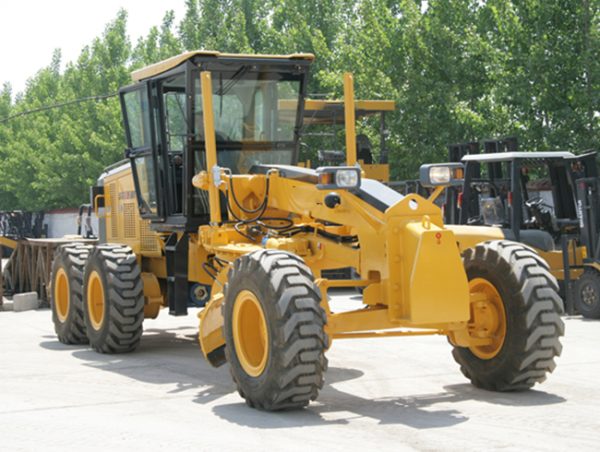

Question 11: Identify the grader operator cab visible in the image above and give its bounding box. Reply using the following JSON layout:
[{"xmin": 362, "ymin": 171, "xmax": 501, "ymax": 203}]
[{"xmin": 50, "ymin": 51, "xmax": 564, "ymax": 411}]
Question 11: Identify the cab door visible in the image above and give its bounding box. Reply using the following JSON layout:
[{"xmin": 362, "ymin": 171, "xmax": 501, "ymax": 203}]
[{"xmin": 120, "ymin": 82, "xmax": 164, "ymax": 220}]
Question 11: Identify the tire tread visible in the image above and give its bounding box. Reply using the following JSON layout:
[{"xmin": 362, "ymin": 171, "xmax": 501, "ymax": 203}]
[
  {"xmin": 50, "ymin": 243, "xmax": 93, "ymax": 344},
  {"xmin": 84, "ymin": 244, "xmax": 144, "ymax": 353},
  {"xmin": 224, "ymin": 249, "xmax": 328, "ymax": 411},
  {"xmin": 453, "ymin": 240, "xmax": 564, "ymax": 391}
]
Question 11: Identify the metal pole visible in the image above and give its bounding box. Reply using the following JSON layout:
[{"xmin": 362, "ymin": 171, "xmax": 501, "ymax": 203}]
[
  {"xmin": 343, "ymin": 73, "xmax": 357, "ymax": 166},
  {"xmin": 379, "ymin": 112, "xmax": 387, "ymax": 164},
  {"xmin": 562, "ymin": 235, "xmax": 574, "ymax": 315},
  {"xmin": 200, "ymin": 71, "xmax": 222, "ymax": 225},
  {"xmin": 511, "ymin": 160, "xmax": 521, "ymax": 241}
]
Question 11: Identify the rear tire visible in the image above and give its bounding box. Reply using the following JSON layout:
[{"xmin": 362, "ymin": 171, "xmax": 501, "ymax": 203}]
[
  {"xmin": 452, "ymin": 240, "xmax": 564, "ymax": 391},
  {"xmin": 574, "ymin": 268, "xmax": 600, "ymax": 319},
  {"xmin": 50, "ymin": 244, "xmax": 92, "ymax": 344},
  {"xmin": 83, "ymin": 245, "xmax": 144, "ymax": 353},
  {"xmin": 223, "ymin": 250, "xmax": 328, "ymax": 411}
]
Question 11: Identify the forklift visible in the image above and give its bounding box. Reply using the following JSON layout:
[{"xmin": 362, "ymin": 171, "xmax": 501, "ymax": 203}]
[{"xmin": 438, "ymin": 140, "xmax": 600, "ymax": 318}]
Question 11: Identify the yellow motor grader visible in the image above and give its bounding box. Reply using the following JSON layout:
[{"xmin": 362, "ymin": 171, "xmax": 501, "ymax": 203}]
[{"xmin": 50, "ymin": 51, "xmax": 564, "ymax": 411}]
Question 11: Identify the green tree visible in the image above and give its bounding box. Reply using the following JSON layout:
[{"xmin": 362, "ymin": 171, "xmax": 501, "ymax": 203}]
[
  {"xmin": 0, "ymin": 11, "xmax": 131, "ymax": 210},
  {"xmin": 132, "ymin": 10, "xmax": 183, "ymax": 68},
  {"xmin": 1, "ymin": 1, "xmax": 599, "ymax": 210}
]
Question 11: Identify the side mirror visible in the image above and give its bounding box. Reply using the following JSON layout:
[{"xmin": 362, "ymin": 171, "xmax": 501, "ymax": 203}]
[{"xmin": 419, "ymin": 163, "xmax": 464, "ymax": 188}]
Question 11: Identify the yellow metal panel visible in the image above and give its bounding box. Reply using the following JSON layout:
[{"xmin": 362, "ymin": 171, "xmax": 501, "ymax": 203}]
[
  {"xmin": 282, "ymin": 98, "xmax": 395, "ymax": 126},
  {"xmin": 141, "ymin": 272, "xmax": 163, "ymax": 319},
  {"xmin": 280, "ymin": 99, "xmax": 395, "ymax": 113},
  {"xmin": 384, "ymin": 196, "xmax": 470, "ymax": 325},
  {"xmin": 327, "ymin": 307, "xmax": 465, "ymax": 338},
  {"xmin": 303, "ymin": 99, "xmax": 395, "ymax": 112},
  {"xmin": 145, "ymin": 256, "xmax": 167, "ymax": 279},
  {"xmin": 333, "ymin": 330, "xmax": 442, "ymax": 339},
  {"xmin": 538, "ymin": 247, "xmax": 584, "ymax": 281},
  {"xmin": 327, "ymin": 307, "xmax": 396, "ymax": 334},
  {"xmin": 301, "ymin": 236, "xmax": 360, "ymax": 273},
  {"xmin": 446, "ymin": 225, "xmax": 505, "ymax": 252},
  {"xmin": 102, "ymin": 164, "xmax": 162, "ymax": 257},
  {"xmin": 198, "ymin": 293, "xmax": 226, "ymax": 365},
  {"xmin": 361, "ymin": 163, "xmax": 389, "ymax": 182}
]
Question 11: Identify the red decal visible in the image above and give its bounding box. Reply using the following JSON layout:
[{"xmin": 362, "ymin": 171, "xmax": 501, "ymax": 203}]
[{"xmin": 435, "ymin": 232, "xmax": 442, "ymax": 245}]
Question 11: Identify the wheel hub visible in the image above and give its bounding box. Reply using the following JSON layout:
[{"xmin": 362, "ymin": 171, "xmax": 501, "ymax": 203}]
[
  {"xmin": 232, "ymin": 290, "xmax": 269, "ymax": 377},
  {"xmin": 54, "ymin": 268, "xmax": 70, "ymax": 322},
  {"xmin": 468, "ymin": 278, "xmax": 507, "ymax": 360},
  {"xmin": 581, "ymin": 284, "xmax": 597, "ymax": 307},
  {"xmin": 87, "ymin": 270, "xmax": 106, "ymax": 331}
]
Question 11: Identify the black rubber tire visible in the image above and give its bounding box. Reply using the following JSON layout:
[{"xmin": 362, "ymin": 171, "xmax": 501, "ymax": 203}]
[
  {"xmin": 574, "ymin": 268, "xmax": 600, "ymax": 319},
  {"xmin": 83, "ymin": 244, "xmax": 144, "ymax": 353},
  {"xmin": 452, "ymin": 240, "xmax": 564, "ymax": 391},
  {"xmin": 223, "ymin": 249, "xmax": 328, "ymax": 411},
  {"xmin": 50, "ymin": 243, "xmax": 93, "ymax": 344}
]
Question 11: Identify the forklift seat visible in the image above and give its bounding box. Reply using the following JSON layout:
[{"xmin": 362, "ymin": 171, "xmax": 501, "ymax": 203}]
[{"xmin": 502, "ymin": 229, "xmax": 555, "ymax": 252}]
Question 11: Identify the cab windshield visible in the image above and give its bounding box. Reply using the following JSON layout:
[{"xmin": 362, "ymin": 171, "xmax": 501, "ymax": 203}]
[{"xmin": 193, "ymin": 69, "xmax": 302, "ymax": 174}]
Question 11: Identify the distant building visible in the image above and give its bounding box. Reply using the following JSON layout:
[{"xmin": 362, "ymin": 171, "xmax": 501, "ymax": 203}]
[{"xmin": 44, "ymin": 208, "xmax": 98, "ymax": 238}]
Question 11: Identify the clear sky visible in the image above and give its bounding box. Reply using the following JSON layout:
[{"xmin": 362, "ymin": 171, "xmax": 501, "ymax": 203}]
[{"xmin": 0, "ymin": 0, "xmax": 187, "ymax": 96}]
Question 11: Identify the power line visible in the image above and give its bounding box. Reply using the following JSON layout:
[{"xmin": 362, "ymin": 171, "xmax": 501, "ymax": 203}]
[{"xmin": 0, "ymin": 92, "xmax": 118, "ymax": 124}]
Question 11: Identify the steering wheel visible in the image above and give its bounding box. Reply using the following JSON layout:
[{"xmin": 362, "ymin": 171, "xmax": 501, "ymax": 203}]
[
  {"xmin": 525, "ymin": 196, "xmax": 556, "ymax": 233},
  {"xmin": 472, "ymin": 181, "xmax": 494, "ymax": 192},
  {"xmin": 525, "ymin": 196, "xmax": 549, "ymax": 210}
]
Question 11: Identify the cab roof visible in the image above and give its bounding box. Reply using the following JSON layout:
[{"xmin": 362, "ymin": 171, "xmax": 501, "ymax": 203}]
[
  {"xmin": 302, "ymin": 99, "xmax": 395, "ymax": 125},
  {"xmin": 131, "ymin": 50, "xmax": 315, "ymax": 82},
  {"xmin": 462, "ymin": 151, "xmax": 576, "ymax": 163},
  {"xmin": 277, "ymin": 99, "xmax": 395, "ymax": 125}
]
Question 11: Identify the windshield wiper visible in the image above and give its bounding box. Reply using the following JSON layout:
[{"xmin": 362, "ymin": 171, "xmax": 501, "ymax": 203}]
[{"xmin": 217, "ymin": 65, "xmax": 250, "ymax": 97}]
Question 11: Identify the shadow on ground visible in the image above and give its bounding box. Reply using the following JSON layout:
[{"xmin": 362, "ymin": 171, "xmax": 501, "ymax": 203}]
[
  {"xmin": 40, "ymin": 327, "xmax": 232, "ymax": 403},
  {"xmin": 39, "ymin": 328, "xmax": 566, "ymax": 429},
  {"xmin": 212, "ymin": 379, "xmax": 565, "ymax": 429}
]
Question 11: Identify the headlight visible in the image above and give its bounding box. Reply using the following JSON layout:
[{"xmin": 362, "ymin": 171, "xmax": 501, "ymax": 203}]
[
  {"xmin": 335, "ymin": 169, "xmax": 359, "ymax": 188},
  {"xmin": 429, "ymin": 166, "xmax": 451, "ymax": 184},
  {"xmin": 316, "ymin": 167, "xmax": 361, "ymax": 190},
  {"xmin": 419, "ymin": 163, "xmax": 464, "ymax": 187}
]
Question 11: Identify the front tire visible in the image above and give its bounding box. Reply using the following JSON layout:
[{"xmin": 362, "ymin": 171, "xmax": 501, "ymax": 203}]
[
  {"xmin": 574, "ymin": 268, "xmax": 600, "ymax": 319},
  {"xmin": 452, "ymin": 241, "xmax": 564, "ymax": 391},
  {"xmin": 223, "ymin": 250, "xmax": 328, "ymax": 411},
  {"xmin": 83, "ymin": 245, "xmax": 144, "ymax": 353}
]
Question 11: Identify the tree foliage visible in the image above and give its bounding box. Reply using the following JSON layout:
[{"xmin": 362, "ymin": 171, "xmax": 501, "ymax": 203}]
[{"xmin": 0, "ymin": 1, "xmax": 598, "ymax": 209}]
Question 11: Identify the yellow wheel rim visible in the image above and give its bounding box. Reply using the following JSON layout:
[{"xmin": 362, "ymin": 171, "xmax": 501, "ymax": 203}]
[
  {"xmin": 232, "ymin": 290, "xmax": 269, "ymax": 377},
  {"xmin": 468, "ymin": 278, "xmax": 507, "ymax": 360},
  {"xmin": 54, "ymin": 268, "xmax": 70, "ymax": 322},
  {"xmin": 87, "ymin": 270, "xmax": 106, "ymax": 331}
]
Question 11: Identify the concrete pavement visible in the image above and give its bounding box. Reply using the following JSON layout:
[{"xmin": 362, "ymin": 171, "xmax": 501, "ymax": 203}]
[{"xmin": 1, "ymin": 295, "xmax": 599, "ymax": 451}]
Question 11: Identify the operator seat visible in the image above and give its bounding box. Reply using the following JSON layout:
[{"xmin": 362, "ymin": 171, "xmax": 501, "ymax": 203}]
[
  {"xmin": 502, "ymin": 229, "xmax": 555, "ymax": 252},
  {"xmin": 356, "ymin": 134, "xmax": 373, "ymax": 164}
]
